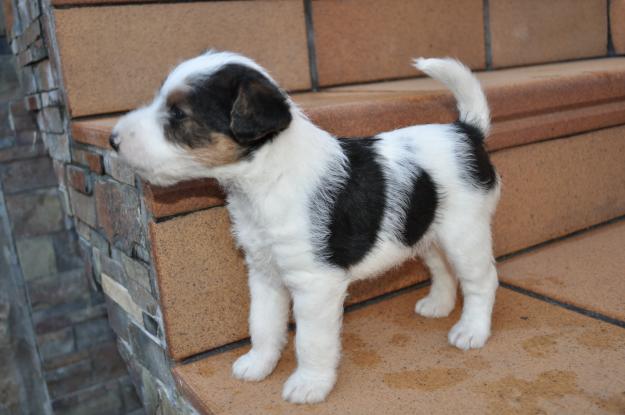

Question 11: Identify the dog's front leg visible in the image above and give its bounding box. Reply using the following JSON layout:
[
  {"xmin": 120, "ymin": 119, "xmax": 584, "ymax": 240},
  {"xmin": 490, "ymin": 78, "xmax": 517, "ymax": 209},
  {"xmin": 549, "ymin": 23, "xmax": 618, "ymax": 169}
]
[
  {"xmin": 233, "ymin": 268, "xmax": 290, "ymax": 381},
  {"xmin": 283, "ymin": 276, "xmax": 349, "ymax": 404}
]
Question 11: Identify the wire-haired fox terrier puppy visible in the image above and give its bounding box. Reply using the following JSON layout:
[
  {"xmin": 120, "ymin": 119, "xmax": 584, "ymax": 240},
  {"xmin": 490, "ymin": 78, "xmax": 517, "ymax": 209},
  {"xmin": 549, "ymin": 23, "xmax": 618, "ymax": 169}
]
[{"xmin": 111, "ymin": 51, "xmax": 500, "ymax": 404}]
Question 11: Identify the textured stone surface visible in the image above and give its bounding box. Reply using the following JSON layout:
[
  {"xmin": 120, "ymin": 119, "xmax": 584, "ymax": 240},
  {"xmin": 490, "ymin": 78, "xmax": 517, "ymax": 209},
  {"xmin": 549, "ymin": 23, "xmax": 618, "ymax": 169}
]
[
  {"xmin": 104, "ymin": 153, "xmax": 135, "ymax": 187},
  {"xmin": 146, "ymin": 123, "xmax": 625, "ymax": 360},
  {"xmin": 74, "ymin": 317, "xmax": 115, "ymax": 350},
  {"xmin": 72, "ymin": 147, "xmax": 103, "ymax": 174},
  {"xmin": 175, "ymin": 288, "xmax": 625, "ymax": 415},
  {"xmin": 45, "ymin": 358, "xmax": 91, "ymax": 399},
  {"xmin": 101, "ymin": 273, "xmax": 143, "ymax": 324},
  {"xmin": 66, "ymin": 164, "xmax": 92, "ymax": 195},
  {"xmin": 128, "ymin": 323, "xmax": 171, "ymax": 385},
  {"xmin": 72, "ymin": 148, "xmax": 104, "ymax": 174},
  {"xmin": 499, "ymin": 221, "xmax": 625, "ymax": 321},
  {"xmin": 69, "ymin": 187, "xmax": 96, "ymax": 227},
  {"xmin": 6, "ymin": 189, "xmax": 64, "ymax": 236},
  {"xmin": 16, "ymin": 236, "xmax": 57, "ymax": 280},
  {"xmin": 490, "ymin": 0, "xmax": 607, "ymax": 67},
  {"xmin": 150, "ymin": 208, "xmax": 428, "ymax": 360},
  {"xmin": 313, "ymin": 0, "xmax": 485, "ymax": 86},
  {"xmin": 53, "ymin": 0, "xmax": 310, "ymax": 116},
  {"xmin": 42, "ymin": 132, "xmax": 70, "ymax": 162},
  {"xmin": 2, "ymin": 3, "xmax": 141, "ymax": 413},
  {"xmin": 491, "ymin": 125, "xmax": 625, "ymax": 257},
  {"xmin": 8, "ymin": 99, "xmax": 36, "ymax": 131},
  {"xmin": 94, "ymin": 179, "xmax": 144, "ymax": 253},
  {"xmin": 37, "ymin": 106, "xmax": 63, "ymax": 133},
  {"xmin": 70, "ymin": 58, "xmax": 625, "ymax": 152},
  {"xmin": 142, "ymin": 178, "xmax": 225, "ymax": 219},
  {"xmin": 149, "ymin": 208, "xmax": 249, "ymax": 360},
  {"xmin": 28, "ymin": 270, "xmax": 88, "ymax": 312},
  {"xmin": 51, "ymin": 380, "xmax": 124, "ymax": 415},
  {"xmin": 120, "ymin": 253, "xmax": 150, "ymax": 292},
  {"xmin": 32, "ymin": 303, "xmax": 107, "ymax": 336},
  {"xmin": 37, "ymin": 327, "xmax": 74, "ymax": 361},
  {"xmin": 1, "ymin": 156, "xmax": 55, "ymax": 193},
  {"xmin": 0, "ymin": 141, "xmax": 47, "ymax": 162}
]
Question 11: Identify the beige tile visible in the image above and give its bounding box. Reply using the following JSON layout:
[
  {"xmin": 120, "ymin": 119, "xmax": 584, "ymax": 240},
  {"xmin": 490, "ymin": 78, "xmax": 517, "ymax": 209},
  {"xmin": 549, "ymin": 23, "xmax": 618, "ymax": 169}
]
[
  {"xmin": 312, "ymin": 0, "xmax": 485, "ymax": 86},
  {"xmin": 611, "ymin": 0, "xmax": 625, "ymax": 54},
  {"xmin": 71, "ymin": 58, "xmax": 625, "ymax": 151},
  {"xmin": 492, "ymin": 124, "xmax": 625, "ymax": 257},
  {"xmin": 149, "ymin": 208, "xmax": 249, "ymax": 361},
  {"xmin": 175, "ymin": 288, "xmax": 625, "ymax": 414},
  {"xmin": 54, "ymin": 1, "xmax": 310, "ymax": 117},
  {"xmin": 150, "ymin": 208, "xmax": 429, "ymax": 360},
  {"xmin": 142, "ymin": 179, "xmax": 225, "ymax": 220},
  {"xmin": 490, "ymin": 0, "xmax": 607, "ymax": 67},
  {"xmin": 499, "ymin": 221, "xmax": 625, "ymax": 321}
]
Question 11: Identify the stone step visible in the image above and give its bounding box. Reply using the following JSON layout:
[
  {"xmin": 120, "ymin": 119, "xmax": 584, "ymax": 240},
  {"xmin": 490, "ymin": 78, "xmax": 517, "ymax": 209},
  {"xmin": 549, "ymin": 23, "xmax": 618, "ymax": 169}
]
[
  {"xmin": 147, "ymin": 125, "xmax": 625, "ymax": 361},
  {"xmin": 72, "ymin": 57, "xmax": 625, "ymax": 220},
  {"xmin": 173, "ymin": 220, "xmax": 625, "ymax": 413},
  {"xmin": 68, "ymin": 58, "xmax": 625, "ymax": 360},
  {"xmin": 51, "ymin": 0, "xmax": 611, "ymax": 117}
]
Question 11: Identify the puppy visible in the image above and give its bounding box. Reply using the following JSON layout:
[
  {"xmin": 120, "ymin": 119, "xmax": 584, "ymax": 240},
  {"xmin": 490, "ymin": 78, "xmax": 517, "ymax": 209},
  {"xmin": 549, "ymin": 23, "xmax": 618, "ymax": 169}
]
[{"xmin": 111, "ymin": 51, "xmax": 500, "ymax": 404}]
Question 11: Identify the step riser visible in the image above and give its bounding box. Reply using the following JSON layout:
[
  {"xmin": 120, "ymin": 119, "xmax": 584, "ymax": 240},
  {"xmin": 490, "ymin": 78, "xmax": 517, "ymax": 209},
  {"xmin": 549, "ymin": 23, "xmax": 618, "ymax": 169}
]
[
  {"xmin": 53, "ymin": 2, "xmax": 311, "ymax": 117},
  {"xmin": 149, "ymin": 125, "xmax": 625, "ymax": 360},
  {"xmin": 53, "ymin": 0, "xmax": 611, "ymax": 117}
]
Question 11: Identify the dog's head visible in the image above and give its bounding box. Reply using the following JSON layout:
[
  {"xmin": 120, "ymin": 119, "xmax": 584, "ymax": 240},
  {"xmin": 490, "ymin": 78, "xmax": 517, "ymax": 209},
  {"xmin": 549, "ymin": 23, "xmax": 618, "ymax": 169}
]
[{"xmin": 110, "ymin": 51, "xmax": 292, "ymax": 186}]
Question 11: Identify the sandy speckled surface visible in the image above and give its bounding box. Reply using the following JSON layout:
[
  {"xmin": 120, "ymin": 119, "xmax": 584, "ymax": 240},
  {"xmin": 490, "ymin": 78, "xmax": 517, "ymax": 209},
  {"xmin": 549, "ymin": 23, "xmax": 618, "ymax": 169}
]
[
  {"xmin": 490, "ymin": 0, "xmax": 607, "ymax": 68},
  {"xmin": 499, "ymin": 220, "xmax": 625, "ymax": 321},
  {"xmin": 54, "ymin": 1, "xmax": 310, "ymax": 116},
  {"xmin": 150, "ymin": 208, "xmax": 430, "ymax": 361},
  {"xmin": 174, "ymin": 288, "xmax": 625, "ymax": 415},
  {"xmin": 312, "ymin": 0, "xmax": 485, "ymax": 86}
]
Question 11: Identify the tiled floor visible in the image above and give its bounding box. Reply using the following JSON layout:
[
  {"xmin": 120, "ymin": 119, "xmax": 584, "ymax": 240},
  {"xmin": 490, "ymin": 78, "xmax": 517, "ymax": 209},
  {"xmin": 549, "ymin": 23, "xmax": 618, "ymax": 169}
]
[
  {"xmin": 499, "ymin": 219, "xmax": 625, "ymax": 321},
  {"xmin": 175, "ymin": 220, "xmax": 625, "ymax": 415}
]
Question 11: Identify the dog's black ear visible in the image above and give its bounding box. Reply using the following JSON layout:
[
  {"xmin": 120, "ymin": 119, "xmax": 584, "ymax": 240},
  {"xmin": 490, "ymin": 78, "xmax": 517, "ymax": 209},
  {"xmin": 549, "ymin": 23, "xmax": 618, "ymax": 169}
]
[{"xmin": 230, "ymin": 76, "xmax": 292, "ymax": 144}]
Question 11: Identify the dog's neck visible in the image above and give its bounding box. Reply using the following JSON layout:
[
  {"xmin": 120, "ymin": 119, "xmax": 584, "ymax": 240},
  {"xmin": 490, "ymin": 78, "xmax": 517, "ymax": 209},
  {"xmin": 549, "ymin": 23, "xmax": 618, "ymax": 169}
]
[{"xmin": 212, "ymin": 111, "xmax": 343, "ymax": 201}]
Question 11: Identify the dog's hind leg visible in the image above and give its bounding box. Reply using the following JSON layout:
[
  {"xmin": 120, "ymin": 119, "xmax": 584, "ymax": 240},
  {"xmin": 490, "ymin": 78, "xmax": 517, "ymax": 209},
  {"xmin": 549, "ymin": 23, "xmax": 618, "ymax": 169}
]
[
  {"xmin": 415, "ymin": 244, "xmax": 457, "ymax": 318},
  {"xmin": 438, "ymin": 218, "xmax": 498, "ymax": 350}
]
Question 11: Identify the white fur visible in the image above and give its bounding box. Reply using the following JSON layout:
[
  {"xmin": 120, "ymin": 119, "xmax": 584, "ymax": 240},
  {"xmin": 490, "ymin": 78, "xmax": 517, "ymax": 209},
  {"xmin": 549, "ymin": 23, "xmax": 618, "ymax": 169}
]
[
  {"xmin": 414, "ymin": 57, "xmax": 491, "ymax": 134},
  {"xmin": 113, "ymin": 51, "xmax": 500, "ymax": 404}
]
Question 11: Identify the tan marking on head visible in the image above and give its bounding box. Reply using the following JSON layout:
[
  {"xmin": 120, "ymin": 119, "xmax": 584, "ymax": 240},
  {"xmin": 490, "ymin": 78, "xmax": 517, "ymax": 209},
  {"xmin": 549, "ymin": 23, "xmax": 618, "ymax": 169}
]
[{"xmin": 190, "ymin": 133, "xmax": 242, "ymax": 167}]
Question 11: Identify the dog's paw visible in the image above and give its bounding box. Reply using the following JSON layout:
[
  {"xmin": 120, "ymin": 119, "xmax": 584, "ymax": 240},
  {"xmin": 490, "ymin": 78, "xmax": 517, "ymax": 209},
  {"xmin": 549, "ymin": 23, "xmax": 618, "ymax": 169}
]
[
  {"xmin": 282, "ymin": 370, "xmax": 336, "ymax": 404},
  {"xmin": 448, "ymin": 319, "xmax": 490, "ymax": 350},
  {"xmin": 232, "ymin": 351, "xmax": 278, "ymax": 382},
  {"xmin": 415, "ymin": 294, "xmax": 455, "ymax": 318}
]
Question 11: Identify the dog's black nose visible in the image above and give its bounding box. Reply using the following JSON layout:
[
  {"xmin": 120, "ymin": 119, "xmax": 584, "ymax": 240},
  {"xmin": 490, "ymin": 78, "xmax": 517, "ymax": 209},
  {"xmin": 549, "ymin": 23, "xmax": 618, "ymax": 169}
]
[{"xmin": 109, "ymin": 133, "xmax": 120, "ymax": 152}]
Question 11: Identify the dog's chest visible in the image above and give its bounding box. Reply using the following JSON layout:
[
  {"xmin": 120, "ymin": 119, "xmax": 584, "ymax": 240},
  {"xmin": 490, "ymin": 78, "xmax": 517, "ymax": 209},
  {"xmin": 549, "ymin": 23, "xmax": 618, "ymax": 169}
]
[{"xmin": 226, "ymin": 192, "xmax": 313, "ymax": 262}]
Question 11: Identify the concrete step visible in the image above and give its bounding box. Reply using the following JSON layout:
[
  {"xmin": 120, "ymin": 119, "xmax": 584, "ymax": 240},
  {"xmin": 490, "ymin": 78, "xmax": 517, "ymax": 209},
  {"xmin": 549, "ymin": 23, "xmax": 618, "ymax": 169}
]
[
  {"xmin": 69, "ymin": 58, "xmax": 625, "ymax": 360},
  {"xmin": 174, "ymin": 220, "xmax": 625, "ymax": 413},
  {"xmin": 499, "ymin": 220, "xmax": 625, "ymax": 322},
  {"xmin": 72, "ymin": 57, "xmax": 625, "ymax": 219},
  {"xmin": 51, "ymin": 0, "xmax": 611, "ymax": 117},
  {"xmin": 147, "ymin": 124, "xmax": 625, "ymax": 361}
]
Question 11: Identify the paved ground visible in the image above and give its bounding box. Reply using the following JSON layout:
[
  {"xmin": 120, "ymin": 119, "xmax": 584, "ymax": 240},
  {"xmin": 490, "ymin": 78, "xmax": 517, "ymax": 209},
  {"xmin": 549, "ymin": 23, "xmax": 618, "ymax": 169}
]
[{"xmin": 175, "ymin": 219, "xmax": 625, "ymax": 415}]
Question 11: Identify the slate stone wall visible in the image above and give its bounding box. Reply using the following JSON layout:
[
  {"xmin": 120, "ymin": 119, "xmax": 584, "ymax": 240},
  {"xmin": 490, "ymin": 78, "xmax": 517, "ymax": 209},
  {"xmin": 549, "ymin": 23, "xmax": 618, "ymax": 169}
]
[{"xmin": 0, "ymin": 1, "xmax": 142, "ymax": 414}]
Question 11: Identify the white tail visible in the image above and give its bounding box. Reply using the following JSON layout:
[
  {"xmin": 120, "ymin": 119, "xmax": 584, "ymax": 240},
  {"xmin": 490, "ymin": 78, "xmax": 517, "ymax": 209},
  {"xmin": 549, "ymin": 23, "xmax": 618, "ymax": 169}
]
[{"xmin": 413, "ymin": 57, "xmax": 490, "ymax": 136}]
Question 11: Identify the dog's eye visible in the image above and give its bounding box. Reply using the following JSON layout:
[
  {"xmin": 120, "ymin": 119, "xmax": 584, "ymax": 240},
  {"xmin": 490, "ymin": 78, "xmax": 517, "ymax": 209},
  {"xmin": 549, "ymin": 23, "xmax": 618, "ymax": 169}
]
[{"xmin": 170, "ymin": 105, "xmax": 186, "ymax": 121}]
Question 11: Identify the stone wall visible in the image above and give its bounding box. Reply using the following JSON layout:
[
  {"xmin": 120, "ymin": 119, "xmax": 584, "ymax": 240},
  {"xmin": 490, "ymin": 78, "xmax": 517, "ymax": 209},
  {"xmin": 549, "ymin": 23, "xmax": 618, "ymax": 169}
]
[{"xmin": 0, "ymin": 1, "xmax": 141, "ymax": 414}]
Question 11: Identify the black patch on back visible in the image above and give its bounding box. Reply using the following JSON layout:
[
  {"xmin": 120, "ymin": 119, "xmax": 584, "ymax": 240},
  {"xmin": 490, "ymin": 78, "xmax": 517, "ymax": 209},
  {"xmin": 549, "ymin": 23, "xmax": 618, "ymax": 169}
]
[
  {"xmin": 400, "ymin": 170, "xmax": 438, "ymax": 246},
  {"xmin": 324, "ymin": 138, "xmax": 386, "ymax": 268},
  {"xmin": 454, "ymin": 121, "xmax": 497, "ymax": 190}
]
